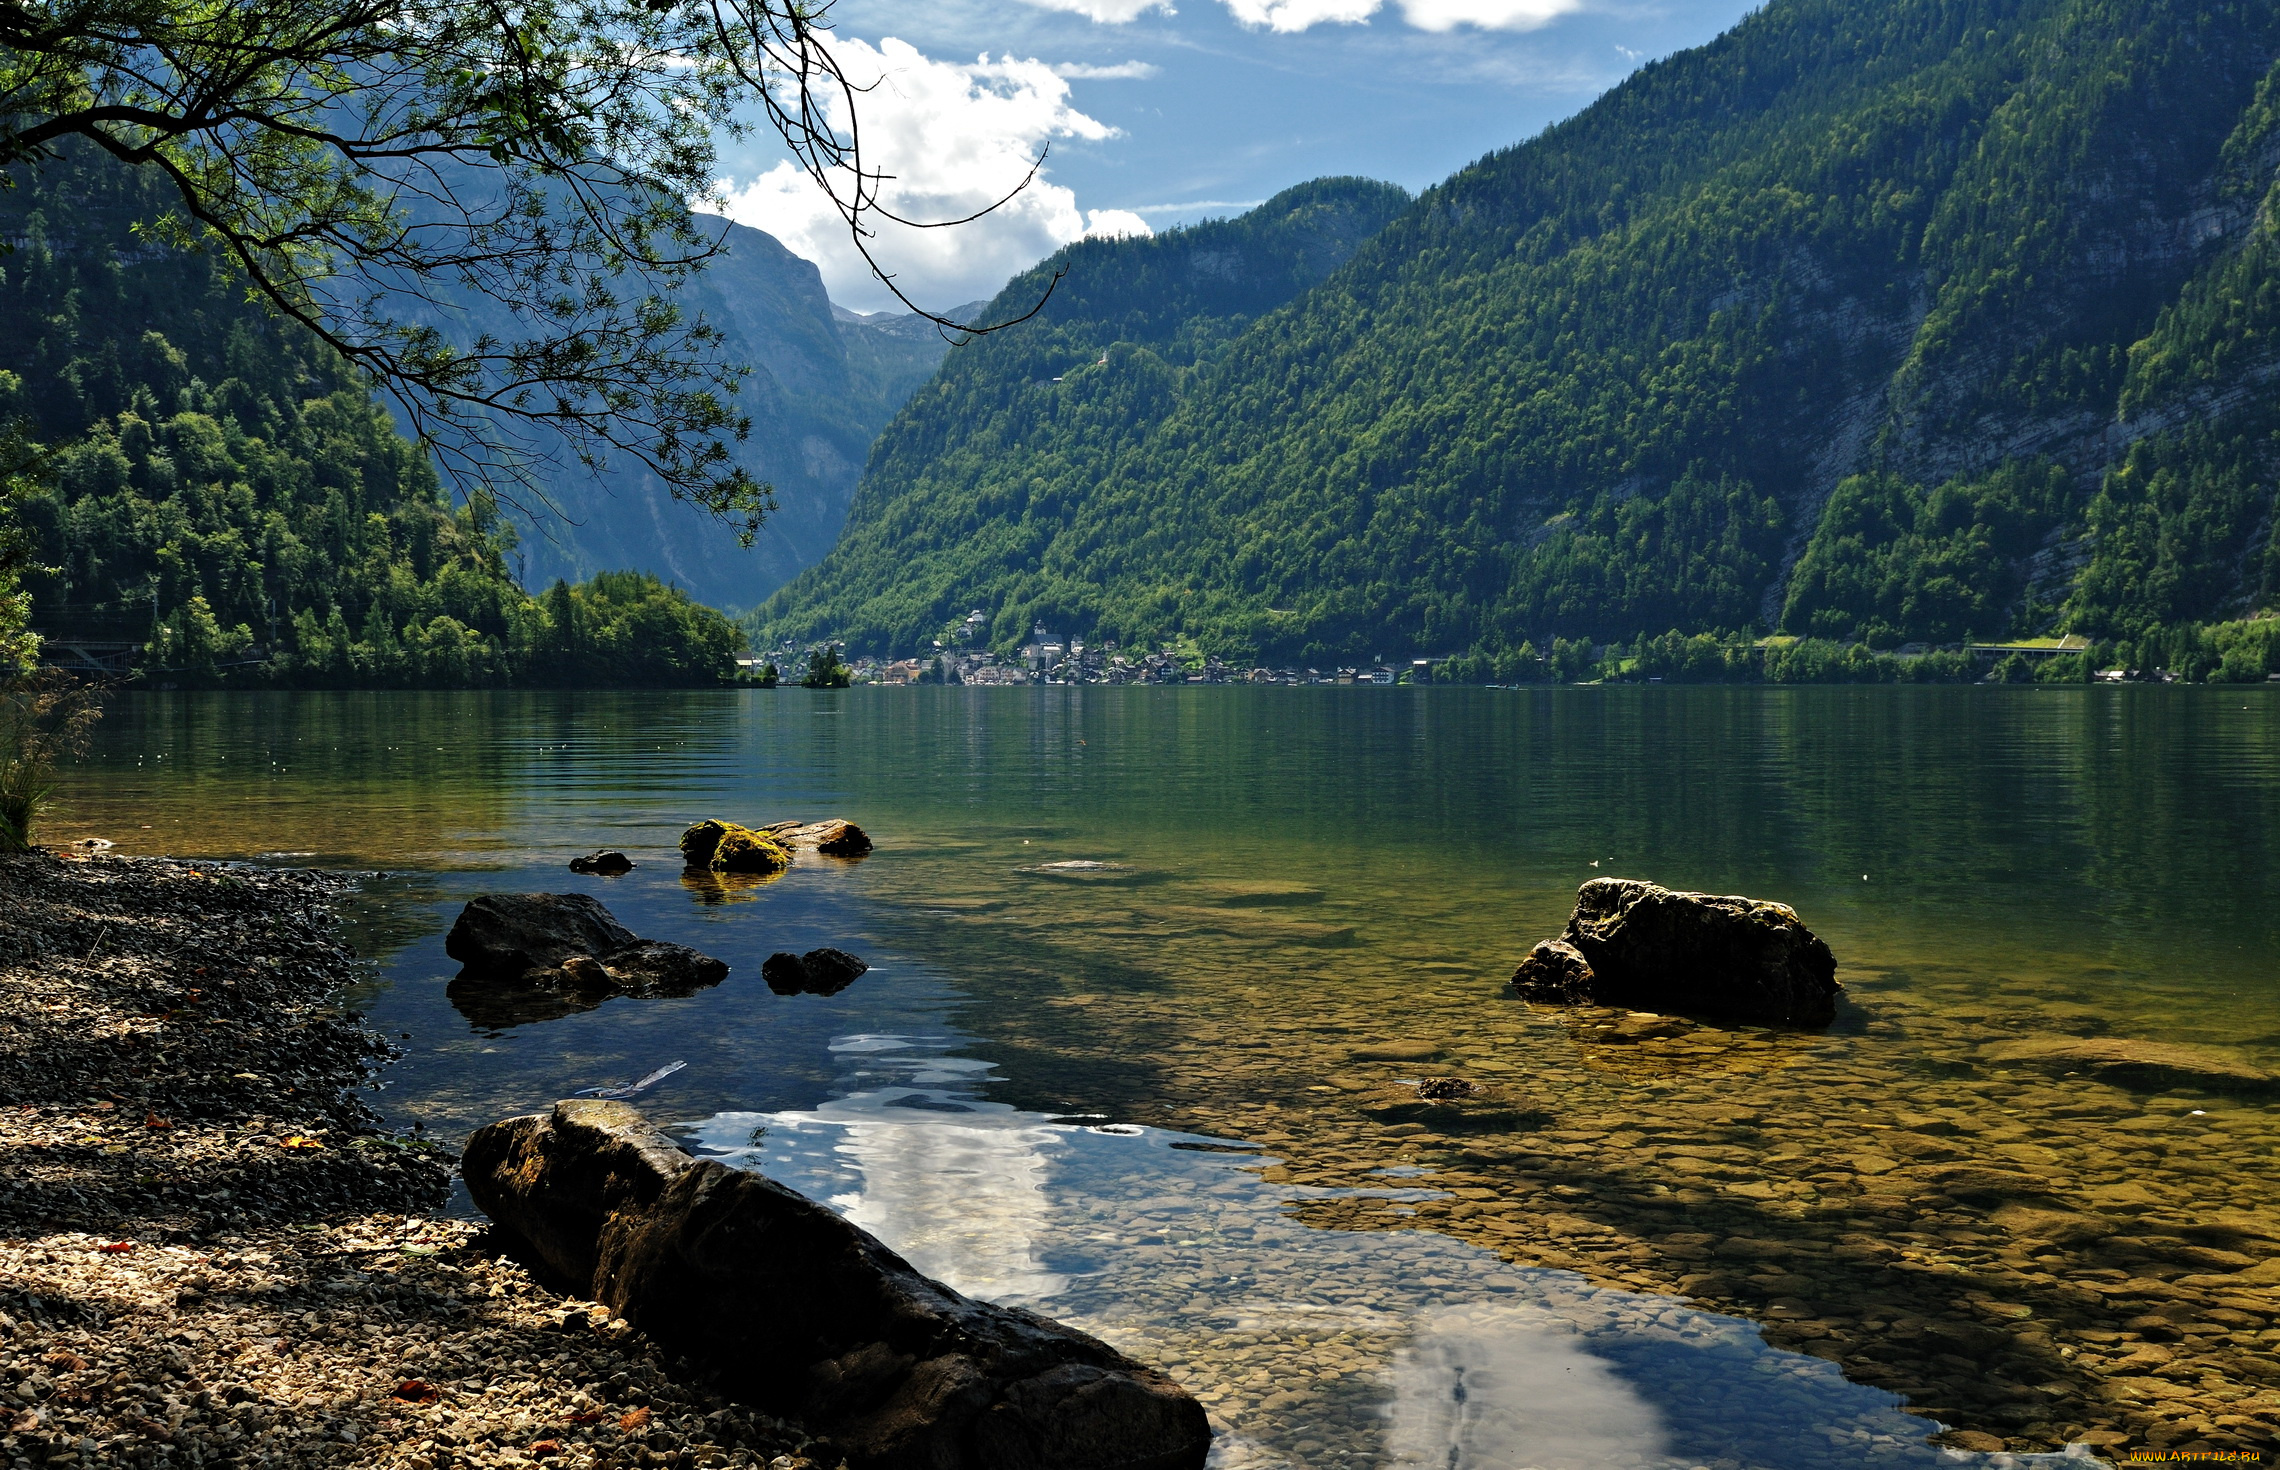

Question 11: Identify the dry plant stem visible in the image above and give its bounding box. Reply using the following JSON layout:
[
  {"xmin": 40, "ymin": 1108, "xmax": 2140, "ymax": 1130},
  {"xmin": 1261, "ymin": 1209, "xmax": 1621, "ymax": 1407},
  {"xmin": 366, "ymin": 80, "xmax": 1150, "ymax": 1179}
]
[{"xmin": 0, "ymin": 675, "xmax": 101, "ymax": 853}]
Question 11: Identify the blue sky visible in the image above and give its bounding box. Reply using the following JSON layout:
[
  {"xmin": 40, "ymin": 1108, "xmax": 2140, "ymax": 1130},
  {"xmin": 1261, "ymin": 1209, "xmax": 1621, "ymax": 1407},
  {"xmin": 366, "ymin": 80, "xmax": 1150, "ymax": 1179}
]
[{"xmin": 707, "ymin": 0, "xmax": 1759, "ymax": 311}]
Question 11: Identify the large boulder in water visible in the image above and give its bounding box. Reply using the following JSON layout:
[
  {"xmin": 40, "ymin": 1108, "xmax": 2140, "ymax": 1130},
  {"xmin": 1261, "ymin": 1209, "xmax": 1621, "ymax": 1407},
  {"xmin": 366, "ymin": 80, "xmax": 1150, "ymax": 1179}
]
[
  {"xmin": 446, "ymin": 893, "xmax": 637, "ymax": 977},
  {"xmin": 1510, "ymin": 878, "xmax": 1839, "ymax": 1026},
  {"xmin": 443, "ymin": 895, "xmax": 728, "ymax": 1029},
  {"xmin": 464, "ymin": 1101, "xmax": 1210, "ymax": 1470}
]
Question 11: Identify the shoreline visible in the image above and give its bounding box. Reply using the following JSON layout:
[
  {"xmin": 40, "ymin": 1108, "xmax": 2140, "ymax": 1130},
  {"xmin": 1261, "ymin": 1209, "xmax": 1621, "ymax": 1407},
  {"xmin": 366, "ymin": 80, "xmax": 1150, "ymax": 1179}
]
[
  {"xmin": 0, "ymin": 852, "xmax": 818, "ymax": 1470},
  {"xmin": 6, "ymin": 844, "xmax": 2272, "ymax": 1467}
]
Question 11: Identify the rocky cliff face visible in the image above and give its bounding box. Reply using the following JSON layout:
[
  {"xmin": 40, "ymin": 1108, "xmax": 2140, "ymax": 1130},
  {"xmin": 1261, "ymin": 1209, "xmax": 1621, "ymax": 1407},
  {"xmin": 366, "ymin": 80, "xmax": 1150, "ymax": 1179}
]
[{"xmin": 498, "ymin": 224, "xmax": 954, "ymax": 611}]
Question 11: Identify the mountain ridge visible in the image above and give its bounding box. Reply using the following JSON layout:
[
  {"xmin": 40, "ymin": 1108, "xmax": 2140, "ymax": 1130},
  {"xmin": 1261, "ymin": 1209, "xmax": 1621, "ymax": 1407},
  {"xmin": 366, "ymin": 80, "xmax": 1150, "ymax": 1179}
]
[{"xmin": 759, "ymin": 0, "xmax": 2280, "ymax": 667}]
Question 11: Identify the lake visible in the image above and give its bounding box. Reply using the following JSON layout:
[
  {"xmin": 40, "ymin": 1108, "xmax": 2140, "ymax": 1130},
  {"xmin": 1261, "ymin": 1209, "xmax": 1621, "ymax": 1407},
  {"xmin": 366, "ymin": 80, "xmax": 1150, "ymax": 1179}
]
[{"xmin": 49, "ymin": 686, "xmax": 2280, "ymax": 1466}]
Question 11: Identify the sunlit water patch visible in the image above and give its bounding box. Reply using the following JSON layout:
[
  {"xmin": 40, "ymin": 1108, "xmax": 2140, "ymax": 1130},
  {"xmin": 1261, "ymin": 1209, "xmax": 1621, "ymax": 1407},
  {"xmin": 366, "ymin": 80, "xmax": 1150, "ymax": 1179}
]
[{"xmin": 683, "ymin": 1036, "xmax": 2079, "ymax": 1470}]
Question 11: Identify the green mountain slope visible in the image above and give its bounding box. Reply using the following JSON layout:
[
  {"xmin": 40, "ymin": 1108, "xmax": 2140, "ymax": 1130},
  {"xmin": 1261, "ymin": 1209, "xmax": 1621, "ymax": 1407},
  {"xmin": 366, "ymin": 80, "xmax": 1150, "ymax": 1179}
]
[
  {"xmin": 758, "ymin": 177, "xmax": 1413, "ymax": 651},
  {"xmin": 761, "ymin": 0, "xmax": 2280, "ymax": 668},
  {"xmin": 0, "ymin": 143, "xmax": 741, "ymax": 686}
]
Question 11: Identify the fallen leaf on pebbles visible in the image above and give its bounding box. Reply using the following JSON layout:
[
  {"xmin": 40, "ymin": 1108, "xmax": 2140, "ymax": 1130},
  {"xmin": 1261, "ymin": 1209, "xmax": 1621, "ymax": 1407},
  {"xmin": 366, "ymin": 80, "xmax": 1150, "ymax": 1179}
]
[
  {"xmin": 620, "ymin": 1405, "xmax": 653, "ymax": 1432},
  {"xmin": 391, "ymin": 1379, "xmax": 441, "ymax": 1404}
]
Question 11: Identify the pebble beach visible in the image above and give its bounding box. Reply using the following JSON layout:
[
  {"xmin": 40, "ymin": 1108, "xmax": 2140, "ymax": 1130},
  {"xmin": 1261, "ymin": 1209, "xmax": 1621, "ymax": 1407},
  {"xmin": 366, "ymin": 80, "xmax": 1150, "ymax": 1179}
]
[{"xmin": 0, "ymin": 853, "xmax": 820, "ymax": 1470}]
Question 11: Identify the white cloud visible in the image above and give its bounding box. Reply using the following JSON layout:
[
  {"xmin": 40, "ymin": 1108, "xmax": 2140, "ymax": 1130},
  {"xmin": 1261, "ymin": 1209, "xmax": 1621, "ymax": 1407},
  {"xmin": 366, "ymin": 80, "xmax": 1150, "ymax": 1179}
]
[
  {"xmin": 1221, "ymin": 0, "xmax": 1381, "ymax": 31},
  {"xmin": 1018, "ymin": 0, "xmax": 1174, "ymax": 23},
  {"xmin": 1051, "ymin": 60, "xmax": 1162, "ymax": 78},
  {"xmin": 705, "ymin": 37, "xmax": 1152, "ymax": 313},
  {"xmin": 1216, "ymin": 0, "xmax": 1580, "ymax": 31},
  {"xmin": 1396, "ymin": 0, "xmax": 1584, "ymax": 30},
  {"xmin": 1083, "ymin": 208, "xmax": 1153, "ymax": 237},
  {"xmin": 1124, "ymin": 198, "xmax": 1268, "ymax": 214}
]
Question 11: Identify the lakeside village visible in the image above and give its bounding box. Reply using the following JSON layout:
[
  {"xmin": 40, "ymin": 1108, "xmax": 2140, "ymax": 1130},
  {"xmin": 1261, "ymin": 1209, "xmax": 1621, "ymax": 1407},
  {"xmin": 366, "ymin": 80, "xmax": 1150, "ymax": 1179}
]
[
  {"xmin": 744, "ymin": 609, "xmax": 2240, "ymax": 687},
  {"xmin": 745, "ymin": 611, "xmax": 1434, "ymax": 686},
  {"xmin": 747, "ymin": 631, "xmax": 1423, "ymax": 686}
]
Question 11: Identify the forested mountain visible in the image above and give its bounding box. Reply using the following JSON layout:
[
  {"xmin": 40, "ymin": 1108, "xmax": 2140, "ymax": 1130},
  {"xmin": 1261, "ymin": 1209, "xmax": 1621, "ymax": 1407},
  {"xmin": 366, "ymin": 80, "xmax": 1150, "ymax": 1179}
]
[
  {"xmin": 0, "ymin": 143, "xmax": 741, "ymax": 686},
  {"xmin": 758, "ymin": 178, "xmax": 1414, "ymax": 651},
  {"xmin": 434, "ymin": 223, "xmax": 955, "ymax": 610},
  {"xmin": 759, "ymin": 0, "xmax": 2280, "ymax": 673}
]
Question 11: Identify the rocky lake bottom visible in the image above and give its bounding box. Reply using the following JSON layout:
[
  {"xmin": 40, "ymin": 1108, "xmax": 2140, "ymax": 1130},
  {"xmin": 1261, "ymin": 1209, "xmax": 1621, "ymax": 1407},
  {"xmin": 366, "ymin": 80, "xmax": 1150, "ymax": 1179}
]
[{"xmin": 822, "ymin": 849, "xmax": 2280, "ymax": 1462}]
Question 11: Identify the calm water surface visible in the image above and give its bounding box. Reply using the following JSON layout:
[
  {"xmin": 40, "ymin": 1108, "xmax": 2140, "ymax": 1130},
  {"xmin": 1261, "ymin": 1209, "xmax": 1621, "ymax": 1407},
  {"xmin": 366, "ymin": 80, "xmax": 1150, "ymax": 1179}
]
[{"xmin": 47, "ymin": 687, "xmax": 2280, "ymax": 1468}]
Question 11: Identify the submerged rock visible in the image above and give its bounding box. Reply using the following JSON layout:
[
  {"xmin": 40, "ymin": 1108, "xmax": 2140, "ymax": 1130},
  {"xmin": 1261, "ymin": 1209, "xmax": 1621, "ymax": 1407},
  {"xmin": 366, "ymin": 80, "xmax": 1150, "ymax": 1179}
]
[
  {"xmin": 463, "ymin": 1100, "xmax": 1211, "ymax": 1470},
  {"xmin": 763, "ymin": 818, "xmax": 875, "ymax": 856},
  {"xmin": 1977, "ymin": 1036, "xmax": 2279, "ymax": 1093},
  {"xmin": 1510, "ymin": 879, "xmax": 1839, "ymax": 1026},
  {"xmin": 1509, "ymin": 938, "xmax": 1596, "ymax": 1004},
  {"xmin": 1186, "ymin": 880, "xmax": 1325, "ymax": 908},
  {"xmin": 568, "ymin": 850, "xmax": 635, "ymax": 875},
  {"xmin": 1360, "ymin": 1081, "xmax": 1550, "ymax": 1134},
  {"xmin": 575, "ymin": 939, "xmax": 729, "ymax": 992},
  {"xmin": 761, "ymin": 947, "xmax": 869, "ymax": 996}
]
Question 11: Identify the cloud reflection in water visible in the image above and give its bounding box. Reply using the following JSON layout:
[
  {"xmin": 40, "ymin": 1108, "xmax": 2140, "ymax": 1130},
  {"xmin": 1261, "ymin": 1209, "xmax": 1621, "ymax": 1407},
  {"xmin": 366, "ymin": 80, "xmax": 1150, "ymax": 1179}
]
[
  {"xmin": 683, "ymin": 1035, "xmax": 2074, "ymax": 1470},
  {"xmin": 1383, "ymin": 1303, "xmax": 1669, "ymax": 1467}
]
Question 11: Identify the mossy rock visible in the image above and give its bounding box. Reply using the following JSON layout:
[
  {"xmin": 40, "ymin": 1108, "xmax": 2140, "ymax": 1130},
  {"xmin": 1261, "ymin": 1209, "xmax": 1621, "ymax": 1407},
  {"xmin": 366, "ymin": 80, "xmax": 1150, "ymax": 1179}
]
[
  {"xmin": 679, "ymin": 819, "xmax": 791, "ymax": 874},
  {"xmin": 714, "ymin": 827, "xmax": 791, "ymax": 873},
  {"xmin": 679, "ymin": 819, "xmax": 733, "ymax": 866}
]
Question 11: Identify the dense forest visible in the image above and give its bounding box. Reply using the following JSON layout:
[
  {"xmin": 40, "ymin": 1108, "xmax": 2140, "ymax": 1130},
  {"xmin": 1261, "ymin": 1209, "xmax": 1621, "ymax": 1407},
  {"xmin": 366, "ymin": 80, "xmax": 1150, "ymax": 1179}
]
[
  {"xmin": 0, "ymin": 144, "xmax": 743, "ymax": 687},
  {"xmin": 758, "ymin": 0, "xmax": 2280, "ymax": 680}
]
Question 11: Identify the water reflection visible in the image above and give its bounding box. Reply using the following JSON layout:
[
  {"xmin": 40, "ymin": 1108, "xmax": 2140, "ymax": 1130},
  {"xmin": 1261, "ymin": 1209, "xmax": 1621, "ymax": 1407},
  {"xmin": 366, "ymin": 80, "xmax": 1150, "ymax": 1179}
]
[
  {"xmin": 1381, "ymin": 1304, "xmax": 1667, "ymax": 1467},
  {"xmin": 444, "ymin": 971, "xmax": 616, "ymax": 1031},
  {"xmin": 684, "ymin": 1037, "xmax": 2073, "ymax": 1470},
  {"xmin": 680, "ymin": 866, "xmax": 784, "ymax": 904}
]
